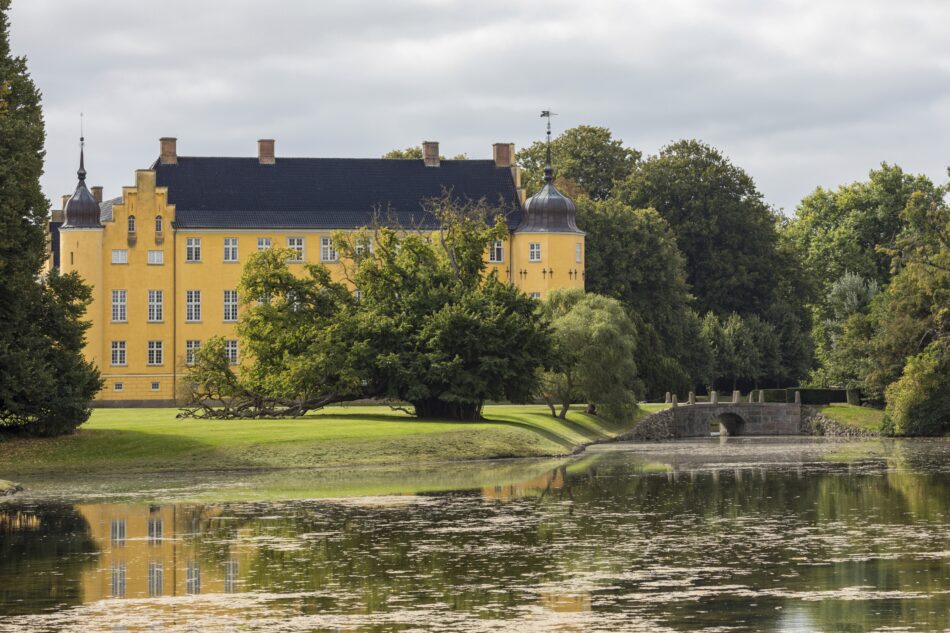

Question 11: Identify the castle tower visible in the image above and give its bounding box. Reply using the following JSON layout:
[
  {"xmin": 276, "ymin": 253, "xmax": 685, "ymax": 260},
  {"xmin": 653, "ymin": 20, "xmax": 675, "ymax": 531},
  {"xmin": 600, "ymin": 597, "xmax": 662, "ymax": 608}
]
[
  {"xmin": 511, "ymin": 114, "xmax": 585, "ymax": 298},
  {"xmin": 59, "ymin": 138, "xmax": 105, "ymax": 369}
]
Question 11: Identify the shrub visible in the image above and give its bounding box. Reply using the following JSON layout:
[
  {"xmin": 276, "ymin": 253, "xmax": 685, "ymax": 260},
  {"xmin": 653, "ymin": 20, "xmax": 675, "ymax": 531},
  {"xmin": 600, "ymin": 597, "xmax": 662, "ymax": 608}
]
[{"xmin": 883, "ymin": 342, "xmax": 950, "ymax": 436}]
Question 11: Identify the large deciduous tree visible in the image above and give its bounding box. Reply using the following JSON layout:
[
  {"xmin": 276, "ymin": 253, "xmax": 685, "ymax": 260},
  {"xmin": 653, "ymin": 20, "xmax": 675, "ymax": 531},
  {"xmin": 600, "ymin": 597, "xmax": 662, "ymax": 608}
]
[
  {"xmin": 518, "ymin": 125, "xmax": 639, "ymax": 200},
  {"xmin": 0, "ymin": 2, "xmax": 101, "ymax": 436},
  {"xmin": 575, "ymin": 198, "xmax": 709, "ymax": 396},
  {"xmin": 345, "ymin": 197, "xmax": 550, "ymax": 420},
  {"xmin": 537, "ymin": 289, "xmax": 639, "ymax": 422},
  {"xmin": 616, "ymin": 139, "xmax": 782, "ymax": 318}
]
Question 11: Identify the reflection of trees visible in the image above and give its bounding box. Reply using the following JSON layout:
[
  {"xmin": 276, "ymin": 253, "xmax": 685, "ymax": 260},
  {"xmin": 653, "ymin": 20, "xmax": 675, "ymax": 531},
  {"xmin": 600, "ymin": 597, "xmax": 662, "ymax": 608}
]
[{"xmin": 0, "ymin": 503, "xmax": 98, "ymax": 616}]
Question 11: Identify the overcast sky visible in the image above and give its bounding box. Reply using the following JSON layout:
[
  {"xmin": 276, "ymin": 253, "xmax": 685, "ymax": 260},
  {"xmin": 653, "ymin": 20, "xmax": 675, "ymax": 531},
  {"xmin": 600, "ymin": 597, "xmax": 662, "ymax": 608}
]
[{"xmin": 9, "ymin": 0, "xmax": 950, "ymax": 213}]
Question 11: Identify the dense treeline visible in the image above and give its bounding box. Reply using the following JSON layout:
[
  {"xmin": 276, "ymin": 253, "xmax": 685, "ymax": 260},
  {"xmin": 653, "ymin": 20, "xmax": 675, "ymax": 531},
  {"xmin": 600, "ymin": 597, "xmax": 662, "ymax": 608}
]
[{"xmin": 519, "ymin": 126, "xmax": 949, "ymax": 434}]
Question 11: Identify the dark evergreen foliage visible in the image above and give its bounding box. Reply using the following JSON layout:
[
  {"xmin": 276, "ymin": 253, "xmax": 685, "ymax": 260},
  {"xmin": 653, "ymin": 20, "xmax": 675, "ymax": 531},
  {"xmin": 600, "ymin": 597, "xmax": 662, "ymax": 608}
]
[{"xmin": 0, "ymin": 2, "xmax": 101, "ymax": 436}]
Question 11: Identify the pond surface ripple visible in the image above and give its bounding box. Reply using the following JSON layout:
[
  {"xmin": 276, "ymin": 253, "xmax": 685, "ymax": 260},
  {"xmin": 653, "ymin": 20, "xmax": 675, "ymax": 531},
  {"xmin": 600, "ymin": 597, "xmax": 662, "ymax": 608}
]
[{"xmin": 2, "ymin": 437, "xmax": 950, "ymax": 632}]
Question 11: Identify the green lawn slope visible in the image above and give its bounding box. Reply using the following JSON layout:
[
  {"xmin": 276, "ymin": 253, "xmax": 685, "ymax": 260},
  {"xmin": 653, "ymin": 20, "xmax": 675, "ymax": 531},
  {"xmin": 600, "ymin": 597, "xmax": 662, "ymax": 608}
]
[
  {"xmin": 0, "ymin": 404, "xmax": 669, "ymax": 477},
  {"xmin": 818, "ymin": 403, "xmax": 885, "ymax": 432}
]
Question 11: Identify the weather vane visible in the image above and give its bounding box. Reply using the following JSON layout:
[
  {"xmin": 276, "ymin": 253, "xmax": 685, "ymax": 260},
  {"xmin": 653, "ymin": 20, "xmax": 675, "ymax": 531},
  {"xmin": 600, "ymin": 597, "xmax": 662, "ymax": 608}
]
[{"xmin": 540, "ymin": 110, "xmax": 557, "ymax": 182}]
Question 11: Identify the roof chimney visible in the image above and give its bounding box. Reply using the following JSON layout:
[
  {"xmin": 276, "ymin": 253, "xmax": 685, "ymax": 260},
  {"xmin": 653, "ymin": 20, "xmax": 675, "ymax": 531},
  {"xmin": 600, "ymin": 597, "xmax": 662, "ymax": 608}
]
[
  {"xmin": 493, "ymin": 143, "xmax": 515, "ymax": 168},
  {"xmin": 422, "ymin": 141, "xmax": 439, "ymax": 167},
  {"xmin": 91, "ymin": 186, "xmax": 103, "ymax": 203},
  {"xmin": 159, "ymin": 137, "xmax": 177, "ymax": 165},
  {"xmin": 258, "ymin": 139, "xmax": 275, "ymax": 165}
]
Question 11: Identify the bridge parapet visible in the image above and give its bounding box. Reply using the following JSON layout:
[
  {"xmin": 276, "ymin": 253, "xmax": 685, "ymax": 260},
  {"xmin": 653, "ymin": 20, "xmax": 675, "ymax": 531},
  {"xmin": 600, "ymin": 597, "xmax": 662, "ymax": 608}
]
[{"xmin": 624, "ymin": 401, "xmax": 805, "ymax": 441}]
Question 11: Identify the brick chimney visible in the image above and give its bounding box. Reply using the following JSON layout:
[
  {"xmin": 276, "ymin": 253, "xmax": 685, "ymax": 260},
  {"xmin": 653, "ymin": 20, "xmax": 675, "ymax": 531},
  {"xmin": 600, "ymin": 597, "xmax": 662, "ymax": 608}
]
[
  {"xmin": 422, "ymin": 141, "xmax": 439, "ymax": 167},
  {"xmin": 258, "ymin": 139, "xmax": 275, "ymax": 165},
  {"xmin": 492, "ymin": 143, "xmax": 515, "ymax": 168},
  {"xmin": 91, "ymin": 186, "xmax": 103, "ymax": 203},
  {"xmin": 159, "ymin": 137, "xmax": 177, "ymax": 165}
]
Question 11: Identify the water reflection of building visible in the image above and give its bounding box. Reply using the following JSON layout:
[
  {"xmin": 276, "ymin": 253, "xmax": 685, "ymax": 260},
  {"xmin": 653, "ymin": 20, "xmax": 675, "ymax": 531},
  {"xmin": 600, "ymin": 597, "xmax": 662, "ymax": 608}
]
[
  {"xmin": 77, "ymin": 504, "xmax": 250, "ymax": 601},
  {"xmin": 481, "ymin": 468, "xmax": 566, "ymax": 500}
]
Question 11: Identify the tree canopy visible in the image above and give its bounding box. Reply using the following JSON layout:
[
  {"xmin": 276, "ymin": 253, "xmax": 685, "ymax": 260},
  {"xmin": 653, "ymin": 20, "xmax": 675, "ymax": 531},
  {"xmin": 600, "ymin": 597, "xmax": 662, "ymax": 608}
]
[
  {"xmin": 518, "ymin": 125, "xmax": 639, "ymax": 200},
  {"xmin": 0, "ymin": 2, "xmax": 101, "ymax": 436},
  {"xmin": 537, "ymin": 289, "xmax": 639, "ymax": 422}
]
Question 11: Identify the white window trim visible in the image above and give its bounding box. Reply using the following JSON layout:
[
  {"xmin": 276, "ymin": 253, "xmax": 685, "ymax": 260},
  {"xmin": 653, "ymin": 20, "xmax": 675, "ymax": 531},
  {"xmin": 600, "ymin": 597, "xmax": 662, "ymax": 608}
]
[
  {"xmin": 575, "ymin": 242, "xmax": 583, "ymax": 264},
  {"xmin": 185, "ymin": 238, "xmax": 202, "ymax": 263},
  {"xmin": 185, "ymin": 340, "xmax": 201, "ymax": 366},
  {"xmin": 223, "ymin": 290, "xmax": 239, "ymax": 323},
  {"xmin": 257, "ymin": 237, "xmax": 272, "ymax": 251},
  {"xmin": 287, "ymin": 237, "xmax": 305, "ymax": 262},
  {"xmin": 148, "ymin": 290, "xmax": 163, "ymax": 323},
  {"xmin": 111, "ymin": 249, "xmax": 128, "ymax": 265},
  {"xmin": 225, "ymin": 340, "xmax": 239, "ymax": 365},
  {"xmin": 111, "ymin": 341, "xmax": 127, "ymax": 367},
  {"xmin": 147, "ymin": 340, "xmax": 164, "ymax": 366},
  {"xmin": 529, "ymin": 243, "xmax": 542, "ymax": 263},
  {"xmin": 111, "ymin": 290, "xmax": 127, "ymax": 323},
  {"xmin": 489, "ymin": 240, "xmax": 504, "ymax": 264},
  {"xmin": 320, "ymin": 236, "xmax": 338, "ymax": 262},
  {"xmin": 147, "ymin": 250, "xmax": 164, "ymax": 265},
  {"xmin": 223, "ymin": 238, "xmax": 239, "ymax": 263},
  {"xmin": 186, "ymin": 290, "xmax": 202, "ymax": 323}
]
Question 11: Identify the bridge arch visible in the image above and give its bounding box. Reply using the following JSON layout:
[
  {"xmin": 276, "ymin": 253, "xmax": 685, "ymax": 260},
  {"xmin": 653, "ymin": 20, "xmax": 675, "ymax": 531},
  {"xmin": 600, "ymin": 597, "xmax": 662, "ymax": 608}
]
[{"xmin": 714, "ymin": 412, "xmax": 748, "ymax": 436}]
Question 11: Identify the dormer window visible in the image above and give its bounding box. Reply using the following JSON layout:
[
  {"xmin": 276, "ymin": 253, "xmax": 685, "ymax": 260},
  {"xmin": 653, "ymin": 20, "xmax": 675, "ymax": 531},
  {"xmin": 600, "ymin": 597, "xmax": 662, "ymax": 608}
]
[
  {"xmin": 155, "ymin": 216, "xmax": 163, "ymax": 233},
  {"xmin": 127, "ymin": 215, "xmax": 136, "ymax": 233}
]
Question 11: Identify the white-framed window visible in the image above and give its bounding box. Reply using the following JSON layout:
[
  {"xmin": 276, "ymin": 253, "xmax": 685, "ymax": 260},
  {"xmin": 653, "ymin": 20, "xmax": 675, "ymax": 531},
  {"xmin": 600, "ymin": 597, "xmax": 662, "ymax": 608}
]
[
  {"xmin": 186, "ymin": 238, "xmax": 201, "ymax": 262},
  {"xmin": 225, "ymin": 340, "xmax": 238, "ymax": 365},
  {"xmin": 111, "ymin": 249, "xmax": 128, "ymax": 264},
  {"xmin": 155, "ymin": 216, "xmax": 163, "ymax": 234},
  {"xmin": 575, "ymin": 242, "xmax": 583, "ymax": 263},
  {"xmin": 529, "ymin": 243, "xmax": 541, "ymax": 262},
  {"xmin": 354, "ymin": 288, "xmax": 362, "ymax": 302},
  {"xmin": 147, "ymin": 340, "xmax": 164, "ymax": 366},
  {"xmin": 489, "ymin": 240, "xmax": 504, "ymax": 263},
  {"xmin": 185, "ymin": 340, "xmax": 201, "ymax": 366},
  {"xmin": 127, "ymin": 215, "xmax": 136, "ymax": 233},
  {"xmin": 111, "ymin": 290, "xmax": 127, "ymax": 322},
  {"xmin": 223, "ymin": 290, "xmax": 238, "ymax": 322},
  {"xmin": 148, "ymin": 289, "xmax": 163, "ymax": 322},
  {"xmin": 111, "ymin": 562, "xmax": 127, "ymax": 598},
  {"xmin": 147, "ymin": 249, "xmax": 164, "ymax": 265},
  {"xmin": 150, "ymin": 381, "xmax": 160, "ymax": 391},
  {"xmin": 147, "ymin": 561, "xmax": 163, "ymax": 597},
  {"xmin": 224, "ymin": 560, "xmax": 239, "ymax": 594},
  {"xmin": 529, "ymin": 292, "xmax": 541, "ymax": 300},
  {"xmin": 148, "ymin": 518, "xmax": 163, "ymax": 544},
  {"xmin": 287, "ymin": 237, "xmax": 304, "ymax": 261},
  {"xmin": 257, "ymin": 237, "xmax": 272, "ymax": 251},
  {"xmin": 320, "ymin": 236, "xmax": 338, "ymax": 262},
  {"xmin": 186, "ymin": 290, "xmax": 201, "ymax": 322},
  {"xmin": 186, "ymin": 561, "xmax": 201, "ymax": 595},
  {"xmin": 223, "ymin": 237, "xmax": 239, "ymax": 262},
  {"xmin": 114, "ymin": 382, "xmax": 124, "ymax": 392},
  {"xmin": 111, "ymin": 340, "xmax": 126, "ymax": 366}
]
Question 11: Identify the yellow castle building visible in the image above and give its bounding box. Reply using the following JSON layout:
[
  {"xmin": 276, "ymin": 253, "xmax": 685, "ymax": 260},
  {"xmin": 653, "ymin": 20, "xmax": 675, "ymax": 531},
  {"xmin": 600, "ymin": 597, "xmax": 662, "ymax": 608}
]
[{"xmin": 51, "ymin": 136, "xmax": 584, "ymax": 405}]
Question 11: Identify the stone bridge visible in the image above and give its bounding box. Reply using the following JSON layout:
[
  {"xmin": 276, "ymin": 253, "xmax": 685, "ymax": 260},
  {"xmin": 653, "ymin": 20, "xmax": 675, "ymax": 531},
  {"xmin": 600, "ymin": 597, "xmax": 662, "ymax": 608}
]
[{"xmin": 621, "ymin": 400, "xmax": 806, "ymax": 441}]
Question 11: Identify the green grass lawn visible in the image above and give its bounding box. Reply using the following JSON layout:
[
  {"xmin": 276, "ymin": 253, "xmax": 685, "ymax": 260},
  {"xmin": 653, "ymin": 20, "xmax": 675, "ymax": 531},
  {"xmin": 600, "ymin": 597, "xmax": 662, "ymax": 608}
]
[
  {"xmin": 818, "ymin": 403, "xmax": 885, "ymax": 432},
  {"xmin": 0, "ymin": 404, "xmax": 669, "ymax": 477}
]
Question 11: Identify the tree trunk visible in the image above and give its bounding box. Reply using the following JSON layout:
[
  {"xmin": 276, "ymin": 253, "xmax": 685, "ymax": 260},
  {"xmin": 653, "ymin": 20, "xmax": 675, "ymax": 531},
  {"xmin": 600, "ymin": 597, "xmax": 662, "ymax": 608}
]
[
  {"xmin": 412, "ymin": 398, "xmax": 482, "ymax": 421},
  {"xmin": 559, "ymin": 402, "xmax": 570, "ymax": 419}
]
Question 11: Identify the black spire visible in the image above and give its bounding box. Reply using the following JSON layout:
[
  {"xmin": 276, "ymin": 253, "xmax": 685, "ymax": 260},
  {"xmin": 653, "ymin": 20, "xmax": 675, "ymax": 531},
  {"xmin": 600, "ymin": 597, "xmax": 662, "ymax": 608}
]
[
  {"xmin": 62, "ymin": 131, "xmax": 102, "ymax": 229},
  {"xmin": 541, "ymin": 110, "xmax": 555, "ymax": 183},
  {"xmin": 78, "ymin": 136, "xmax": 87, "ymax": 182}
]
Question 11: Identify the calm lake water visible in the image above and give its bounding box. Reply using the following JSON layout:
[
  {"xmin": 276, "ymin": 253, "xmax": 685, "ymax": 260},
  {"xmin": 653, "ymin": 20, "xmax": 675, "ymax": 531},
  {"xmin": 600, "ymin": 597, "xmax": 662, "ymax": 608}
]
[{"xmin": 2, "ymin": 437, "xmax": 950, "ymax": 632}]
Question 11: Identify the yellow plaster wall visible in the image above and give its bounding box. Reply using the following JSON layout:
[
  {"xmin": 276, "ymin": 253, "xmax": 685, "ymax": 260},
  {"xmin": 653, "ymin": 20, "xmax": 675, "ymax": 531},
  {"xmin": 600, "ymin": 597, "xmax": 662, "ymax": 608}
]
[
  {"xmin": 67, "ymin": 168, "xmax": 583, "ymax": 404},
  {"xmin": 511, "ymin": 232, "xmax": 585, "ymax": 298}
]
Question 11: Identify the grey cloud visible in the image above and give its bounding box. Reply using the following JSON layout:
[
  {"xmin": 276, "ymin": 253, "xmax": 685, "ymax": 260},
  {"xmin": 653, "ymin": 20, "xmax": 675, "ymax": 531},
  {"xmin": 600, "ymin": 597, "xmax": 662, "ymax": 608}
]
[{"xmin": 9, "ymin": 0, "xmax": 950, "ymax": 213}]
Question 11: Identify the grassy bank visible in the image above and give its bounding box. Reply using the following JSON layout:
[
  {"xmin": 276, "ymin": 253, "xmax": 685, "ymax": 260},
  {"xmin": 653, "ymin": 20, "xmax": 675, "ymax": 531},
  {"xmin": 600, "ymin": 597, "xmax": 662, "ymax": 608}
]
[
  {"xmin": 818, "ymin": 403, "xmax": 885, "ymax": 432},
  {"xmin": 0, "ymin": 404, "xmax": 668, "ymax": 477}
]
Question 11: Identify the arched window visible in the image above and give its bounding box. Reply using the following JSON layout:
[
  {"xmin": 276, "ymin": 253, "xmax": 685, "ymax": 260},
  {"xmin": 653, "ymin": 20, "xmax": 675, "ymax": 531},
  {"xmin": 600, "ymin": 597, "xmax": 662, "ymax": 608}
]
[
  {"xmin": 155, "ymin": 215, "xmax": 163, "ymax": 233},
  {"xmin": 128, "ymin": 215, "xmax": 136, "ymax": 233}
]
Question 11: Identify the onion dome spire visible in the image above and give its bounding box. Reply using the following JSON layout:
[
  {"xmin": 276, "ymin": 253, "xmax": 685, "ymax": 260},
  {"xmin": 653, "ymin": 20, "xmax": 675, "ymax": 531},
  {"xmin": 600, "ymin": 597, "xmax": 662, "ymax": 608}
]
[
  {"xmin": 62, "ymin": 135, "xmax": 102, "ymax": 228},
  {"xmin": 516, "ymin": 111, "xmax": 582, "ymax": 234}
]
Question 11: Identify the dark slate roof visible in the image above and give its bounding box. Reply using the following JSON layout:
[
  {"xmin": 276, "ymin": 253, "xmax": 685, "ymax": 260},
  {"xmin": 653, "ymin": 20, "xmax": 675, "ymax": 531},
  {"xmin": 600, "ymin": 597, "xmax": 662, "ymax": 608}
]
[
  {"xmin": 152, "ymin": 157, "xmax": 523, "ymax": 230},
  {"xmin": 99, "ymin": 196, "xmax": 122, "ymax": 223}
]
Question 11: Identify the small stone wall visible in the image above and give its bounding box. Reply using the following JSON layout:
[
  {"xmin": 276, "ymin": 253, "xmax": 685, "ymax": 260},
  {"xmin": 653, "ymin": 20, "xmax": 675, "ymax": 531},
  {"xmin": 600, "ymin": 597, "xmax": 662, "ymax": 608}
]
[
  {"xmin": 801, "ymin": 407, "xmax": 880, "ymax": 438},
  {"xmin": 619, "ymin": 408, "xmax": 678, "ymax": 442}
]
